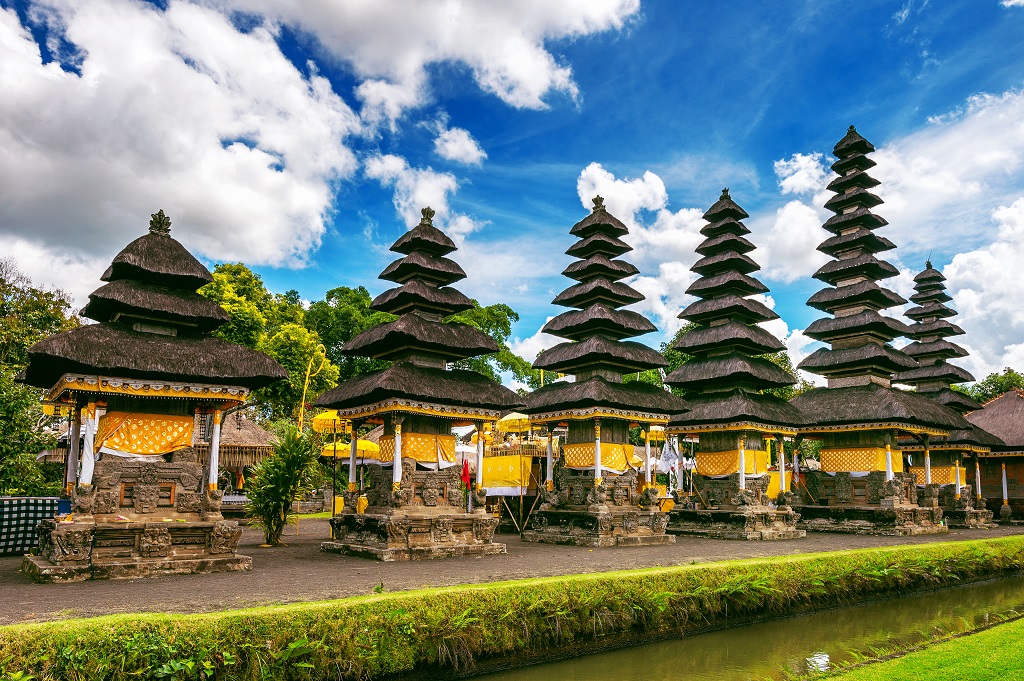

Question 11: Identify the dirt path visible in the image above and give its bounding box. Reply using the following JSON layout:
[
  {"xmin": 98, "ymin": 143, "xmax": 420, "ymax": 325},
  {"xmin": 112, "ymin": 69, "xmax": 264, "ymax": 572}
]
[{"xmin": 4, "ymin": 521, "xmax": 1023, "ymax": 626}]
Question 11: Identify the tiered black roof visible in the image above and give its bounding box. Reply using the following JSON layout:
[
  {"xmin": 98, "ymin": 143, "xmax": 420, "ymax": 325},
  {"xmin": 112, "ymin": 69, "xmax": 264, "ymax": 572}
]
[
  {"xmin": 791, "ymin": 128, "xmax": 968, "ymax": 433},
  {"xmin": 896, "ymin": 263, "xmax": 1004, "ymax": 449},
  {"xmin": 665, "ymin": 190, "xmax": 803, "ymax": 430},
  {"xmin": 22, "ymin": 211, "xmax": 286, "ymax": 390},
  {"xmin": 523, "ymin": 197, "xmax": 687, "ymax": 419},
  {"xmin": 316, "ymin": 208, "xmax": 521, "ymax": 412}
]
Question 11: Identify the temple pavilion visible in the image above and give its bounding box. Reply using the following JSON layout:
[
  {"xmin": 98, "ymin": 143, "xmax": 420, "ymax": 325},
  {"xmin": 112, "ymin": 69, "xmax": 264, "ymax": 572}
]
[
  {"xmin": 20, "ymin": 211, "xmax": 287, "ymax": 582},
  {"xmin": 894, "ymin": 262, "xmax": 1001, "ymax": 528},
  {"xmin": 519, "ymin": 196, "xmax": 686, "ymax": 547},
  {"xmin": 790, "ymin": 127, "xmax": 969, "ymax": 535},
  {"xmin": 315, "ymin": 207, "xmax": 520, "ymax": 560},
  {"xmin": 663, "ymin": 189, "xmax": 806, "ymax": 540}
]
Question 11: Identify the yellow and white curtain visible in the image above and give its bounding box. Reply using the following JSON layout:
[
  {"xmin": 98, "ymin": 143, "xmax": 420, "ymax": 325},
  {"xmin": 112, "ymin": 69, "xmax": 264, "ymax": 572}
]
[
  {"xmin": 694, "ymin": 449, "xmax": 770, "ymax": 476},
  {"xmin": 821, "ymin": 447, "xmax": 903, "ymax": 474},
  {"xmin": 908, "ymin": 465, "xmax": 963, "ymax": 486},
  {"xmin": 563, "ymin": 442, "xmax": 642, "ymax": 473},
  {"xmin": 95, "ymin": 411, "xmax": 194, "ymax": 458},
  {"xmin": 378, "ymin": 433, "xmax": 456, "ymax": 467},
  {"xmin": 482, "ymin": 454, "xmax": 533, "ymax": 496}
]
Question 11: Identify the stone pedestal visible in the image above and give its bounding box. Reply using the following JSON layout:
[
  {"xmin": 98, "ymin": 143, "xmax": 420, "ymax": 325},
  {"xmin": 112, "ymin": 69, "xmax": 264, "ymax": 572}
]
[
  {"xmin": 936, "ymin": 484, "xmax": 996, "ymax": 529},
  {"xmin": 667, "ymin": 474, "xmax": 804, "ymax": 540},
  {"xmin": 520, "ymin": 467, "xmax": 674, "ymax": 547},
  {"xmin": 793, "ymin": 471, "xmax": 947, "ymax": 536},
  {"xmin": 23, "ymin": 451, "xmax": 249, "ymax": 583},
  {"xmin": 321, "ymin": 461, "xmax": 504, "ymax": 561}
]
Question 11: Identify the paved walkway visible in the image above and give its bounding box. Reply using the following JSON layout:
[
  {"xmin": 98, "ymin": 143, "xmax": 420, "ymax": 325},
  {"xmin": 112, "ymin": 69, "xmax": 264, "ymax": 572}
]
[{"xmin": 4, "ymin": 520, "xmax": 1023, "ymax": 626}]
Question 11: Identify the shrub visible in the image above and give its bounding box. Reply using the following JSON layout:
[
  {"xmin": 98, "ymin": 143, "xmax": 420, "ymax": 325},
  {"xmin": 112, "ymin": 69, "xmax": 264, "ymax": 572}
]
[{"xmin": 244, "ymin": 426, "xmax": 318, "ymax": 546}]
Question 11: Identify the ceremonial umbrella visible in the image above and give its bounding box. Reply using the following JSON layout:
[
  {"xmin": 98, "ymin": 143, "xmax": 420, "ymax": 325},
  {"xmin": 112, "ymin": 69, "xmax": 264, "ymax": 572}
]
[
  {"xmin": 497, "ymin": 412, "xmax": 531, "ymax": 433},
  {"xmin": 311, "ymin": 410, "xmax": 349, "ymax": 434}
]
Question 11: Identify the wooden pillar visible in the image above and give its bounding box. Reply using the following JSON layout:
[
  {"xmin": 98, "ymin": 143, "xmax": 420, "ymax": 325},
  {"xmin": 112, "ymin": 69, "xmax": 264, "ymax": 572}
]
[
  {"xmin": 738, "ymin": 435, "xmax": 746, "ymax": 491},
  {"xmin": 1002, "ymin": 462, "xmax": 1009, "ymax": 508},
  {"xmin": 475, "ymin": 420, "xmax": 485, "ymax": 491},
  {"xmin": 954, "ymin": 457, "xmax": 962, "ymax": 499},
  {"xmin": 208, "ymin": 409, "xmax": 222, "ymax": 490},
  {"xmin": 65, "ymin": 408, "xmax": 81, "ymax": 494},
  {"xmin": 545, "ymin": 424, "xmax": 555, "ymax": 491},
  {"xmin": 80, "ymin": 401, "xmax": 97, "ymax": 485},
  {"xmin": 924, "ymin": 447, "xmax": 932, "ymax": 485},
  {"xmin": 593, "ymin": 418, "xmax": 602, "ymax": 487},
  {"xmin": 644, "ymin": 424, "xmax": 652, "ymax": 487},
  {"xmin": 348, "ymin": 428, "xmax": 358, "ymax": 493},
  {"xmin": 777, "ymin": 437, "xmax": 786, "ymax": 493},
  {"xmin": 393, "ymin": 415, "xmax": 404, "ymax": 489},
  {"xmin": 884, "ymin": 441, "xmax": 894, "ymax": 482},
  {"xmin": 976, "ymin": 457, "xmax": 983, "ymax": 502}
]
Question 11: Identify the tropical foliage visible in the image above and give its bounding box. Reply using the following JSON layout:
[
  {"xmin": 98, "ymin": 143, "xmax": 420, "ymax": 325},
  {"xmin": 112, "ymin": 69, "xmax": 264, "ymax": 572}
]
[{"xmin": 244, "ymin": 427, "xmax": 319, "ymax": 547}]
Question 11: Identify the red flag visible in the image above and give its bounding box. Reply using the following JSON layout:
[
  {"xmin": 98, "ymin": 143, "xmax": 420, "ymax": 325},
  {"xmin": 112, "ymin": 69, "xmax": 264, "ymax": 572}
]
[{"xmin": 461, "ymin": 459, "xmax": 471, "ymax": 487}]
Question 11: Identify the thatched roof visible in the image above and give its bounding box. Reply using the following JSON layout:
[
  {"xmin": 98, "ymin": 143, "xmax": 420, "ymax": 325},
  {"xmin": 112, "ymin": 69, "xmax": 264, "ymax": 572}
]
[
  {"xmin": 893, "ymin": 361, "xmax": 975, "ymax": 385},
  {"xmin": 82, "ymin": 279, "xmax": 229, "ymax": 331},
  {"xmin": 370, "ymin": 279, "xmax": 474, "ymax": 316},
  {"xmin": 902, "ymin": 339, "xmax": 967, "ymax": 360},
  {"xmin": 562, "ymin": 255, "xmax": 639, "ymax": 282},
  {"xmin": 833, "ymin": 125, "xmax": 876, "ymax": 156},
  {"xmin": 665, "ymin": 353, "xmax": 796, "ymax": 392},
  {"xmin": 803, "ymin": 310, "xmax": 909, "ymax": 344},
  {"xmin": 906, "ymin": 303, "xmax": 956, "ymax": 321},
  {"xmin": 542, "ymin": 304, "xmax": 656, "ymax": 341},
  {"xmin": 918, "ymin": 388, "xmax": 983, "ymax": 414},
  {"xmin": 912, "ymin": 319, "xmax": 965, "ymax": 338},
  {"xmin": 799, "ymin": 343, "xmax": 918, "ymax": 375},
  {"xmin": 668, "ymin": 390, "xmax": 804, "ymax": 430},
  {"xmin": 817, "ymin": 228, "xmax": 895, "ymax": 257},
  {"xmin": 194, "ymin": 414, "xmax": 277, "ymax": 468},
  {"xmin": 569, "ymin": 197, "xmax": 629, "ymax": 238},
  {"xmin": 565, "ymin": 232, "xmax": 632, "ymax": 259},
  {"xmin": 826, "ymin": 169, "xmax": 880, "ymax": 194},
  {"xmin": 791, "ymin": 383, "xmax": 972, "ymax": 432},
  {"xmin": 672, "ymin": 321, "xmax": 784, "ymax": 356},
  {"xmin": 22, "ymin": 322, "xmax": 287, "ymax": 390},
  {"xmin": 944, "ymin": 424, "xmax": 1005, "ymax": 449},
  {"xmin": 522, "ymin": 376, "xmax": 687, "ymax": 417},
  {"xmin": 341, "ymin": 313, "xmax": 497, "ymax": 362},
  {"xmin": 966, "ymin": 390, "xmax": 1024, "ymax": 451},
  {"xmin": 700, "ymin": 217, "xmax": 752, "ymax": 239},
  {"xmin": 379, "ymin": 251, "xmax": 467, "ymax": 287},
  {"xmin": 695, "ymin": 232, "xmax": 756, "ymax": 256},
  {"xmin": 551, "ymin": 277, "xmax": 644, "ymax": 309},
  {"xmin": 812, "ymin": 254, "xmax": 899, "ymax": 286},
  {"xmin": 692, "ymin": 250, "xmax": 760, "ymax": 276},
  {"xmin": 823, "ymin": 188, "xmax": 883, "ymax": 214},
  {"xmin": 685, "ymin": 270, "xmax": 768, "ymax": 298},
  {"xmin": 831, "ymin": 151, "xmax": 876, "ymax": 175},
  {"xmin": 822, "ymin": 207, "xmax": 887, "ymax": 235},
  {"xmin": 679, "ymin": 294, "xmax": 778, "ymax": 325},
  {"xmin": 701, "ymin": 188, "xmax": 750, "ymax": 223},
  {"xmin": 389, "ymin": 217, "xmax": 457, "ymax": 257},
  {"xmin": 102, "ymin": 232, "xmax": 213, "ymax": 290},
  {"xmin": 806, "ymin": 279, "xmax": 906, "ymax": 313},
  {"xmin": 533, "ymin": 336, "xmax": 667, "ymax": 374},
  {"xmin": 314, "ymin": 361, "xmax": 522, "ymax": 412}
]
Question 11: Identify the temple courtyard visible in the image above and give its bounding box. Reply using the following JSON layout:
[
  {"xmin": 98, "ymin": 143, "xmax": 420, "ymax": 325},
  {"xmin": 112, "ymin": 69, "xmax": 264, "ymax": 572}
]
[{"xmin": 4, "ymin": 518, "xmax": 1024, "ymax": 626}]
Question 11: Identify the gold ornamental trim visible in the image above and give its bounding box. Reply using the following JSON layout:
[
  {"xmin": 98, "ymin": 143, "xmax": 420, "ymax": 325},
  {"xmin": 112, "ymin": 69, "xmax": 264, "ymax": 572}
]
[
  {"xmin": 330, "ymin": 399, "xmax": 501, "ymax": 423},
  {"xmin": 46, "ymin": 373, "xmax": 249, "ymax": 405},
  {"xmin": 527, "ymin": 408, "xmax": 670, "ymax": 425},
  {"xmin": 798, "ymin": 422, "xmax": 948, "ymax": 437},
  {"xmin": 665, "ymin": 422, "xmax": 798, "ymax": 437}
]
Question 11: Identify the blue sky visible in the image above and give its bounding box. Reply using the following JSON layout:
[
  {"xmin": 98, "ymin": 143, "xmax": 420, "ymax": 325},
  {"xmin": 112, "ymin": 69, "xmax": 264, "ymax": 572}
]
[{"xmin": 3, "ymin": 0, "xmax": 1024, "ymax": 386}]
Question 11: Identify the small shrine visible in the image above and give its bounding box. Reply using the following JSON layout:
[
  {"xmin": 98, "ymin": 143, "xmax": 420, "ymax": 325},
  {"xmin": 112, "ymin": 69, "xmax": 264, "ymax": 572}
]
[
  {"xmin": 894, "ymin": 263, "xmax": 1000, "ymax": 528},
  {"xmin": 967, "ymin": 390, "xmax": 1024, "ymax": 522},
  {"xmin": 663, "ymin": 189, "xmax": 806, "ymax": 540},
  {"xmin": 20, "ymin": 211, "xmax": 287, "ymax": 582},
  {"xmin": 315, "ymin": 208, "xmax": 520, "ymax": 560},
  {"xmin": 520, "ymin": 197, "xmax": 687, "ymax": 547},
  {"xmin": 791, "ymin": 127, "xmax": 969, "ymax": 535}
]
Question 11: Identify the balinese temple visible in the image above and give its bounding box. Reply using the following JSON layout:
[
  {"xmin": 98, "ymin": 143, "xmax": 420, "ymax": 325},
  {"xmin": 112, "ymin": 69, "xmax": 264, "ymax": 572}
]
[
  {"xmin": 663, "ymin": 189, "xmax": 806, "ymax": 540},
  {"xmin": 894, "ymin": 263, "xmax": 1000, "ymax": 527},
  {"xmin": 19, "ymin": 211, "xmax": 287, "ymax": 581},
  {"xmin": 315, "ymin": 207, "xmax": 520, "ymax": 560},
  {"xmin": 790, "ymin": 127, "xmax": 969, "ymax": 535},
  {"xmin": 519, "ymin": 196, "xmax": 686, "ymax": 547},
  {"xmin": 966, "ymin": 390, "xmax": 1024, "ymax": 523}
]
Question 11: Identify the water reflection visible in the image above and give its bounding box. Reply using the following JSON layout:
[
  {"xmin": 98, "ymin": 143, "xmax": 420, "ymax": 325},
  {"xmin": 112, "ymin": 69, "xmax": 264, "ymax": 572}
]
[{"xmin": 479, "ymin": 575, "xmax": 1024, "ymax": 681}]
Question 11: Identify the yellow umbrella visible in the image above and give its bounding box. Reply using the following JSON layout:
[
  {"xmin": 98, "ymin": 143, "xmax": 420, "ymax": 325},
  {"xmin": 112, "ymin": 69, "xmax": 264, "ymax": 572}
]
[
  {"xmin": 311, "ymin": 410, "xmax": 350, "ymax": 434},
  {"xmin": 497, "ymin": 412, "xmax": 532, "ymax": 433},
  {"xmin": 321, "ymin": 440, "xmax": 380, "ymax": 458},
  {"xmin": 643, "ymin": 425, "xmax": 666, "ymax": 442}
]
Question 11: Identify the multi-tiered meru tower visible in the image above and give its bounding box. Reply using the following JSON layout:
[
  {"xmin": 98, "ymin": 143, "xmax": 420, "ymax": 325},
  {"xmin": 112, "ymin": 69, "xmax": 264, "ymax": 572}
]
[
  {"xmin": 791, "ymin": 126, "xmax": 969, "ymax": 535},
  {"xmin": 895, "ymin": 263, "xmax": 1001, "ymax": 527},
  {"xmin": 664, "ymin": 189, "xmax": 806, "ymax": 540},
  {"xmin": 520, "ymin": 196, "xmax": 687, "ymax": 547},
  {"xmin": 316, "ymin": 208, "xmax": 521, "ymax": 560}
]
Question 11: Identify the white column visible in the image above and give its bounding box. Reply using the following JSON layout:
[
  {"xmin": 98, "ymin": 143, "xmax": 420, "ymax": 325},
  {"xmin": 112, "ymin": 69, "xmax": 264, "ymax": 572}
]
[
  {"xmin": 885, "ymin": 442, "xmax": 894, "ymax": 482},
  {"xmin": 593, "ymin": 418, "xmax": 602, "ymax": 486},
  {"xmin": 80, "ymin": 402, "xmax": 97, "ymax": 485},
  {"xmin": 924, "ymin": 448, "xmax": 932, "ymax": 485},
  {"xmin": 738, "ymin": 436, "xmax": 746, "ymax": 491},
  {"xmin": 393, "ymin": 417, "xmax": 404, "ymax": 488},
  {"xmin": 475, "ymin": 420, "xmax": 485, "ymax": 490},
  {"xmin": 1002, "ymin": 462, "xmax": 1009, "ymax": 507},
  {"xmin": 777, "ymin": 437, "xmax": 786, "ymax": 493},
  {"xmin": 955, "ymin": 458, "xmax": 962, "ymax": 499},
  {"xmin": 644, "ymin": 425, "xmax": 652, "ymax": 487},
  {"xmin": 66, "ymin": 410, "xmax": 81, "ymax": 493},
  {"xmin": 976, "ymin": 458, "xmax": 983, "ymax": 502},
  {"xmin": 545, "ymin": 425, "xmax": 554, "ymax": 490},
  {"xmin": 208, "ymin": 409, "xmax": 222, "ymax": 490},
  {"xmin": 348, "ymin": 430, "xmax": 358, "ymax": 493}
]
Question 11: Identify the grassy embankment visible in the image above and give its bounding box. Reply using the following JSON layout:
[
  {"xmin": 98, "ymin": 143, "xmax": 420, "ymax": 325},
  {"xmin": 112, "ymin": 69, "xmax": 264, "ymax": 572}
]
[{"xmin": 3, "ymin": 536, "xmax": 1024, "ymax": 681}]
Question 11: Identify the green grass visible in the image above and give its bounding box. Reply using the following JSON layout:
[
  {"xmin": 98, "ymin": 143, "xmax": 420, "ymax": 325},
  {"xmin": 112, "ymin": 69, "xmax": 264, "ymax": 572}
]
[
  {"xmin": 824, "ymin": 616, "xmax": 1024, "ymax": 680},
  {"xmin": 3, "ymin": 536, "xmax": 1024, "ymax": 680}
]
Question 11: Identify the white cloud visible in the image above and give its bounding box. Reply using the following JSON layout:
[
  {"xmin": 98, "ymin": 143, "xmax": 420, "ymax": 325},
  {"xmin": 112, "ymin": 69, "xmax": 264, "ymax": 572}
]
[
  {"xmin": 224, "ymin": 0, "xmax": 640, "ymax": 123},
  {"xmin": 0, "ymin": 0, "xmax": 359, "ymax": 290},
  {"xmin": 1001, "ymin": 0, "xmax": 1024, "ymax": 7},
  {"xmin": 434, "ymin": 126, "xmax": 487, "ymax": 166},
  {"xmin": 364, "ymin": 154, "xmax": 459, "ymax": 228},
  {"xmin": 509, "ymin": 320, "xmax": 561, "ymax": 363}
]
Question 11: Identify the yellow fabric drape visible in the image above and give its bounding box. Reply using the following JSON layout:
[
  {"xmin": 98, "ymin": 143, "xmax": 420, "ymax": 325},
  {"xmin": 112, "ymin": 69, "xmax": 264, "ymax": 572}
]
[
  {"xmin": 563, "ymin": 443, "xmax": 641, "ymax": 470},
  {"xmin": 377, "ymin": 434, "xmax": 456, "ymax": 464},
  {"xmin": 908, "ymin": 465, "xmax": 963, "ymax": 486},
  {"xmin": 482, "ymin": 455, "xmax": 532, "ymax": 488},
  {"xmin": 821, "ymin": 447, "xmax": 903, "ymax": 473},
  {"xmin": 694, "ymin": 449, "xmax": 770, "ymax": 476},
  {"xmin": 94, "ymin": 411, "xmax": 193, "ymax": 455}
]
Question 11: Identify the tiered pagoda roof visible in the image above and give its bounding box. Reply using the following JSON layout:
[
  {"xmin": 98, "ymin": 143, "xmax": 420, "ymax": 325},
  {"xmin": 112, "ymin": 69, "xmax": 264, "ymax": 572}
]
[
  {"xmin": 21, "ymin": 211, "xmax": 286, "ymax": 393},
  {"xmin": 315, "ymin": 208, "xmax": 521, "ymax": 418},
  {"xmin": 791, "ymin": 128, "xmax": 968, "ymax": 433},
  {"xmin": 665, "ymin": 189, "xmax": 803, "ymax": 432},
  {"xmin": 522, "ymin": 197, "xmax": 687, "ymax": 422},
  {"xmin": 895, "ymin": 263, "xmax": 1003, "ymax": 449}
]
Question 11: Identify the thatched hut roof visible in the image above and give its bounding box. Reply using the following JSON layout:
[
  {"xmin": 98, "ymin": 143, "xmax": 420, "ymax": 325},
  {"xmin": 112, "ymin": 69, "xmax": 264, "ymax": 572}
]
[
  {"xmin": 966, "ymin": 390, "xmax": 1024, "ymax": 452},
  {"xmin": 806, "ymin": 280, "xmax": 906, "ymax": 313},
  {"xmin": 541, "ymin": 304, "xmax": 656, "ymax": 341},
  {"xmin": 665, "ymin": 353, "xmax": 796, "ymax": 392},
  {"xmin": 389, "ymin": 217, "xmax": 457, "ymax": 256},
  {"xmin": 812, "ymin": 254, "xmax": 899, "ymax": 286},
  {"xmin": 341, "ymin": 313, "xmax": 497, "ymax": 361},
  {"xmin": 195, "ymin": 413, "xmax": 277, "ymax": 468},
  {"xmin": 379, "ymin": 251, "xmax": 467, "ymax": 286},
  {"xmin": 816, "ymin": 228, "xmax": 895, "ymax": 257},
  {"xmin": 791, "ymin": 383, "xmax": 971, "ymax": 432},
  {"xmin": 803, "ymin": 310, "xmax": 909, "ymax": 344},
  {"xmin": 668, "ymin": 390, "xmax": 804, "ymax": 431},
  {"xmin": 695, "ymin": 232, "xmax": 756, "ymax": 256},
  {"xmin": 569, "ymin": 197, "xmax": 629, "ymax": 238},
  {"xmin": 684, "ymin": 270, "xmax": 768, "ymax": 298},
  {"xmin": 82, "ymin": 279, "xmax": 229, "ymax": 331},
  {"xmin": 533, "ymin": 336, "xmax": 666, "ymax": 374},
  {"xmin": 551, "ymin": 277, "xmax": 644, "ymax": 309},
  {"xmin": 101, "ymin": 231, "xmax": 213, "ymax": 290},
  {"xmin": 522, "ymin": 376, "xmax": 687, "ymax": 418},
  {"xmin": 562, "ymin": 255, "xmax": 639, "ymax": 282},
  {"xmin": 565, "ymin": 232, "xmax": 632, "ymax": 259},
  {"xmin": 672, "ymin": 321, "xmax": 784, "ymax": 356},
  {"xmin": 370, "ymin": 279, "xmax": 475, "ymax": 316},
  {"xmin": 799, "ymin": 343, "xmax": 919, "ymax": 376}
]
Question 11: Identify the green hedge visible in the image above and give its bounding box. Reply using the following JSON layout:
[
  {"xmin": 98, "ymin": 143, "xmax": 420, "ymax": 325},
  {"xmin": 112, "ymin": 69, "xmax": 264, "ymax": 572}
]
[{"xmin": 4, "ymin": 536, "xmax": 1024, "ymax": 681}]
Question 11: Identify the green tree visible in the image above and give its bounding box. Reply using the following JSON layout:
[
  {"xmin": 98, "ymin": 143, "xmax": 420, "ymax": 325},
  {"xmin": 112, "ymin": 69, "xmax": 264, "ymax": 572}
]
[
  {"xmin": 448, "ymin": 302, "xmax": 539, "ymax": 385},
  {"xmin": 304, "ymin": 286, "xmax": 394, "ymax": 381},
  {"xmin": 258, "ymin": 323, "xmax": 340, "ymax": 420},
  {"xmin": 0, "ymin": 258, "xmax": 79, "ymax": 369},
  {"xmin": 199, "ymin": 263, "xmax": 305, "ymax": 347},
  {"xmin": 245, "ymin": 427, "xmax": 319, "ymax": 546},
  {"xmin": 965, "ymin": 367, "xmax": 1024, "ymax": 405}
]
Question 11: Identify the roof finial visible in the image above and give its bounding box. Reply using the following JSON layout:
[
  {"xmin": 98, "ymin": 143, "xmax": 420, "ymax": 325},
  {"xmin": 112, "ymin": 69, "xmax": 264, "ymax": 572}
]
[
  {"xmin": 926, "ymin": 249, "xmax": 933, "ymax": 270},
  {"xmin": 591, "ymin": 195, "xmax": 606, "ymax": 213},
  {"xmin": 149, "ymin": 209, "xmax": 171, "ymax": 236},
  {"xmin": 720, "ymin": 187, "xmax": 731, "ymax": 201},
  {"xmin": 419, "ymin": 206, "xmax": 435, "ymax": 226},
  {"xmin": 848, "ymin": 124, "xmax": 857, "ymax": 134}
]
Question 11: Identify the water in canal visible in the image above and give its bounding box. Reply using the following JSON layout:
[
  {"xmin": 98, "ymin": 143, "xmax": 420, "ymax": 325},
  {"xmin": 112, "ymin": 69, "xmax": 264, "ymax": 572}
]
[{"xmin": 479, "ymin": 574, "xmax": 1024, "ymax": 681}]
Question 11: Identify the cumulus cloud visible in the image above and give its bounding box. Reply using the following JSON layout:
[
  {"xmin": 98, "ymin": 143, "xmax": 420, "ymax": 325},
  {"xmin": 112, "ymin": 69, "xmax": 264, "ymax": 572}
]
[
  {"xmin": 0, "ymin": 0, "xmax": 359, "ymax": 291},
  {"xmin": 434, "ymin": 126, "xmax": 487, "ymax": 166},
  {"xmin": 223, "ymin": 0, "xmax": 640, "ymax": 124},
  {"xmin": 1001, "ymin": 0, "xmax": 1024, "ymax": 7},
  {"xmin": 364, "ymin": 154, "xmax": 459, "ymax": 228},
  {"xmin": 509, "ymin": 320, "xmax": 561, "ymax": 363}
]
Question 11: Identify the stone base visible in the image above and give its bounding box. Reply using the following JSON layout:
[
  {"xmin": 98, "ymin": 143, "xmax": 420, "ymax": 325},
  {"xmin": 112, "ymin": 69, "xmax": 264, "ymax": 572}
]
[
  {"xmin": 942, "ymin": 507, "xmax": 997, "ymax": 529},
  {"xmin": 521, "ymin": 505, "xmax": 674, "ymax": 547},
  {"xmin": 322, "ymin": 509, "xmax": 504, "ymax": 562},
  {"xmin": 22, "ymin": 552, "xmax": 251, "ymax": 583},
  {"xmin": 667, "ymin": 506, "xmax": 806, "ymax": 541},
  {"xmin": 794, "ymin": 503, "xmax": 948, "ymax": 536}
]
